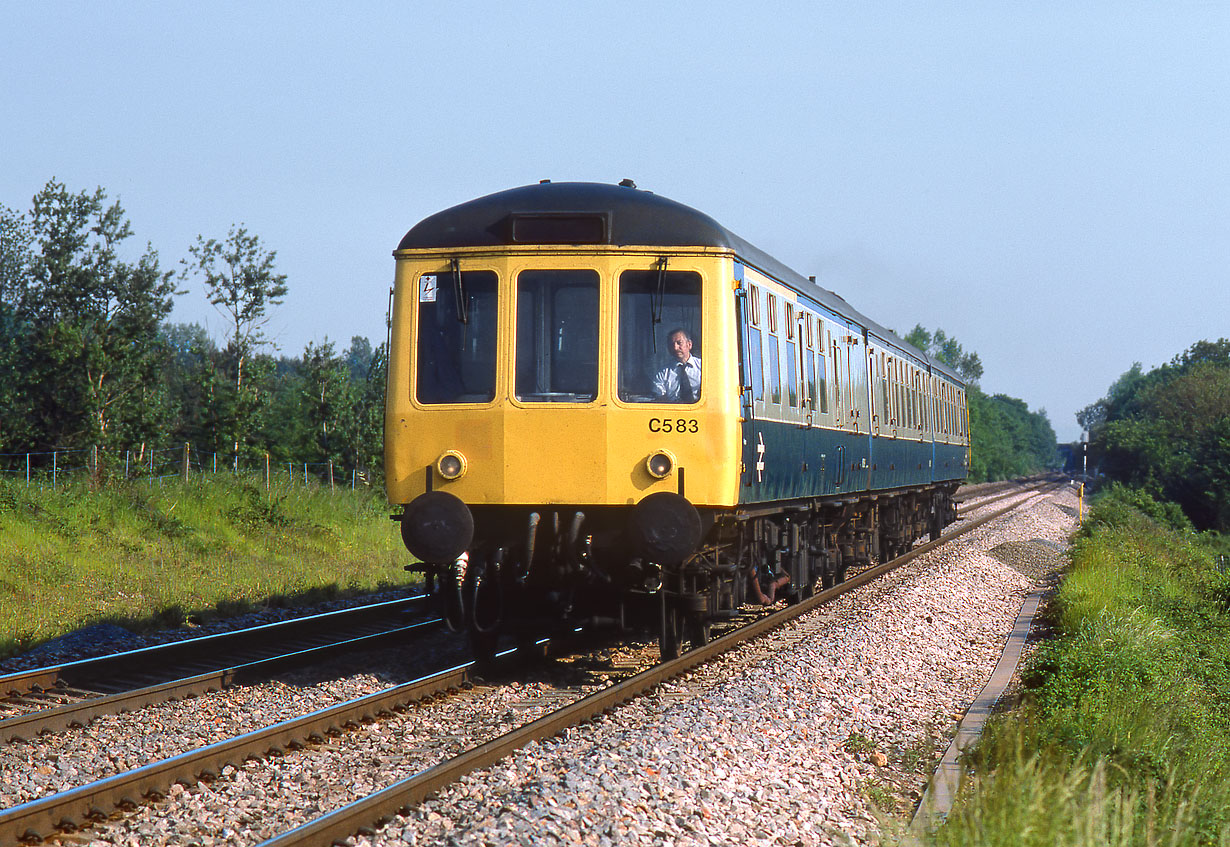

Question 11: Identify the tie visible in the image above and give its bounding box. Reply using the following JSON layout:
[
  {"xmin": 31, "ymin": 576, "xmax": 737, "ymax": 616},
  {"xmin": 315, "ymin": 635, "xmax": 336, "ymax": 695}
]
[{"xmin": 676, "ymin": 363, "xmax": 694, "ymax": 402}]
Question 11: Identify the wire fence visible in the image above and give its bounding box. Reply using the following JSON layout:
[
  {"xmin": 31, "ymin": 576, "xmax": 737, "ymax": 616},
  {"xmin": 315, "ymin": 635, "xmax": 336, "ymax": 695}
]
[{"xmin": 0, "ymin": 444, "xmax": 376, "ymax": 491}]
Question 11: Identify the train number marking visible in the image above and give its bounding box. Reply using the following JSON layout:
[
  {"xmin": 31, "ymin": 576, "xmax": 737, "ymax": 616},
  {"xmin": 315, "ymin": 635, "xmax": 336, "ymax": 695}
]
[{"xmin": 648, "ymin": 418, "xmax": 699, "ymax": 433}]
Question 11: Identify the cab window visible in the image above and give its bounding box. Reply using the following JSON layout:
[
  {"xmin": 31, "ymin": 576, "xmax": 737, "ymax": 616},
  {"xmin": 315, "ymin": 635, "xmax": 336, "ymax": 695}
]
[
  {"xmin": 415, "ymin": 269, "xmax": 497, "ymax": 404},
  {"xmin": 515, "ymin": 269, "xmax": 599, "ymax": 402},
  {"xmin": 618, "ymin": 269, "xmax": 702, "ymax": 403}
]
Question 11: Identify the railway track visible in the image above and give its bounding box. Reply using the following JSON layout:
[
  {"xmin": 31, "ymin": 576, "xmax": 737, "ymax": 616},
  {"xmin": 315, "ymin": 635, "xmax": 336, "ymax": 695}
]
[
  {"xmin": 0, "ymin": 595, "xmax": 438, "ymax": 743},
  {"xmin": 0, "ymin": 482, "xmax": 1057, "ymax": 845}
]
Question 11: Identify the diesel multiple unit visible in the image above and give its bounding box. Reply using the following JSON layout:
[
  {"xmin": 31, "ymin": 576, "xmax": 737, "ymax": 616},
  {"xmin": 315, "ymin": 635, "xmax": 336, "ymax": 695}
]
[{"xmin": 386, "ymin": 181, "xmax": 969, "ymax": 658}]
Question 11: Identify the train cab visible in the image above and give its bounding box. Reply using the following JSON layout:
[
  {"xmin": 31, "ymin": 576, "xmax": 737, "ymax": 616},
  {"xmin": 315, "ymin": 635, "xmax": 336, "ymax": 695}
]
[{"xmin": 385, "ymin": 181, "xmax": 968, "ymax": 659}]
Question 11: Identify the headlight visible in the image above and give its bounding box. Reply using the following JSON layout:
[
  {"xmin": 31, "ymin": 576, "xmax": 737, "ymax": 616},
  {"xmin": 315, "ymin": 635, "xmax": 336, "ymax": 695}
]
[
  {"xmin": 436, "ymin": 450, "xmax": 467, "ymax": 480},
  {"xmin": 645, "ymin": 450, "xmax": 675, "ymax": 479}
]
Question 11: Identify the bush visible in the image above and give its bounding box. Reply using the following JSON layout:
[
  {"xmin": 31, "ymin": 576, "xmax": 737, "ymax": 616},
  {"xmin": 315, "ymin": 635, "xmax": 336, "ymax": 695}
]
[{"xmin": 923, "ymin": 488, "xmax": 1230, "ymax": 846}]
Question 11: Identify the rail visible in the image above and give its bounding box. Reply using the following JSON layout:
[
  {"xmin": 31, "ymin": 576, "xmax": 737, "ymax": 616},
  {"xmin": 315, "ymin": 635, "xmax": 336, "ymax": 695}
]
[{"xmin": 0, "ymin": 484, "xmax": 1057, "ymax": 845}]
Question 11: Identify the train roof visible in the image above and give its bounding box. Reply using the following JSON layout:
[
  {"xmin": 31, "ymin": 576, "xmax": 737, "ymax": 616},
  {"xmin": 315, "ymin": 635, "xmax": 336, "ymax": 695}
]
[{"xmin": 398, "ymin": 181, "xmax": 962, "ymax": 384}]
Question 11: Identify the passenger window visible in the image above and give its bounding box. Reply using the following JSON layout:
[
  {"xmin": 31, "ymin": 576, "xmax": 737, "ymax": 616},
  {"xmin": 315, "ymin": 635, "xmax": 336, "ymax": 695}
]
[
  {"xmin": 617, "ymin": 269, "xmax": 702, "ymax": 403},
  {"xmin": 786, "ymin": 337, "xmax": 798, "ymax": 407},
  {"xmin": 767, "ymin": 329, "xmax": 781, "ymax": 405},
  {"xmin": 747, "ymin": 325, "xmax": 764, "ymax": 401},
  {"xmin": 815, "ymin": 348, "xmax": 828, "ymax": 413},
  {"xmin": 415, "ymin": 269, "xmax": 498, "ymax": 404},
  {"xmin": 515, "ymin": 269, "xmax": 599, "ymax": 402}
]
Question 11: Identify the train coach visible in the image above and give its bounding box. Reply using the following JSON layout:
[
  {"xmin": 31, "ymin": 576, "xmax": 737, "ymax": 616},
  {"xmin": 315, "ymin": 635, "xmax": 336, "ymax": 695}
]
[{"xmin": 386, "ymin": 180, "xmax": 969, "ymax": 659}]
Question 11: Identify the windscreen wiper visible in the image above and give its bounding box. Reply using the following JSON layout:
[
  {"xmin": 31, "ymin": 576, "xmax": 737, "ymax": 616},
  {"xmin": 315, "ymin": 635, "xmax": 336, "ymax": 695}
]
[
  {"xmin": 451, "ymin": 257, "xmax": 468, "ymax": 324},
  {"xmin": 651, "ymin": 256, "xmax": 667, "ymax": 352}
]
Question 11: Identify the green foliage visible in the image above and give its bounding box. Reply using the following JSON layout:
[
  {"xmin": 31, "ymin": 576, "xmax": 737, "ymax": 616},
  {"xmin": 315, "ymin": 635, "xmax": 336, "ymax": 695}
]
[
  {"xmin": 1081, "ymin": 483, "xmax": 1193, "ymax": 534},
  {"xmin": 0, "ymin": 180, "xmax": 178, "ymax": 454},
  {"xmin": 924, "ymin": 490, "xmax": 1230, "ymax": 847},
  {"xmin": 904, "ymin": 324, "xmax": 984, "ymax": 383},
  {"xmin": 2, "ymin": 178, "xmax": 386, "ymax": 486},
  {"xmin": 1081, "ymin": 339, "xmax": 1230, "ymax": 531},
  {"xmin": 968, "ymin": 387, "xmax": 1059, "ymax": 480},
  {"xmin": 182, "ymin": 225, "xmax": 288, "ymax": 362}
]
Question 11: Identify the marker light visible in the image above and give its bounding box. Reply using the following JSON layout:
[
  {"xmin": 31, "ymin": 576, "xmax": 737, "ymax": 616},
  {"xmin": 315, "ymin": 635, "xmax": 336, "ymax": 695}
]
[
  {"xmin": 436, "ymin": 450, "xmax": 467, "ymax": 480},
  {"xmin": 646, "ymin": 451, "xmax": 675, "ymax": 479}
]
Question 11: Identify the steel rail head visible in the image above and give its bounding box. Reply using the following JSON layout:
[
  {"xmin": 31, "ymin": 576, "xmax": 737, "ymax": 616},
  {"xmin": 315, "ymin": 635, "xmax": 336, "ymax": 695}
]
[
  {"xmin": 0, "ymin": 660, "xmax": 473, "ymax": 845},
  {"xmin": 2, "ymin": 485, "xmax": 1059, "ymax": 846},
  {"xmin": 0, "ymin": 594, "xmax": 427, "ymax": 698},
  {"xmin": 255, "ymin": 485, "xmax": 1061, "ymax": 847},
  {"xmin": 0, "ymin": 620, "xmax": 443, "ymax": 745}
]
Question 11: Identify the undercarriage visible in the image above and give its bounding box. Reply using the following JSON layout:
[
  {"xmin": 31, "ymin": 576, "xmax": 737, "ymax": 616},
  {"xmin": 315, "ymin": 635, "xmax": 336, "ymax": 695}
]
[{"xmin": 403, "ymin": 485, "xmax": 959, "ymax": 660}]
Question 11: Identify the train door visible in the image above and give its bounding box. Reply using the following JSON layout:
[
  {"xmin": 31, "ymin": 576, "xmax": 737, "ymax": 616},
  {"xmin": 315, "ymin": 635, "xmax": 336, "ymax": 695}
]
[
  {"xmin": 829, "ymin": 325, "xmax": 848, "ymax": 428},
  {"xmin": 797, "ymin": 311, "xmax": 816, "ymax": 425},
  {"xmin": 736, "ymin": 274, "xmax": 759, "ymax": 491}
]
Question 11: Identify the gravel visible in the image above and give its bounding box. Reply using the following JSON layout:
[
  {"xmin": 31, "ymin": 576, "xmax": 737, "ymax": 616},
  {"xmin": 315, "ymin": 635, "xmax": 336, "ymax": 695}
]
[{"xmin": 2, "ymin": 485, "xmax": 1079, "ymax": 846}]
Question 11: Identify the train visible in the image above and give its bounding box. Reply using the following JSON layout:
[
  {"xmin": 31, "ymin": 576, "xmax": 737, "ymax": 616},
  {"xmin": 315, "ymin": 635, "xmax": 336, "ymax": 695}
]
[{"xmin": 385, "ymin": 181, "xmax": 969, "ymax": 659}]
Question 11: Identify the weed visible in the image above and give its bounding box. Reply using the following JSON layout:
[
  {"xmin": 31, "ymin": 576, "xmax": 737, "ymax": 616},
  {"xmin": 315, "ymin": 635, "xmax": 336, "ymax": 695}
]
[
  {"xmin": 845, "ymin": 732, "xmax": 877, "ymax": 755},
  {"xmin": 912, "ymin": 486, "xmax": 1230, "ymax": 847}
]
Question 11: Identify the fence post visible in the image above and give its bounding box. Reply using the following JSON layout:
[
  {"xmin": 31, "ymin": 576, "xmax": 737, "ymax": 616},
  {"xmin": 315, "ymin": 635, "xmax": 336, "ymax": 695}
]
[
  {"xmin": 182, "ymin": 443, "xmax": 190, "ymax": 483},
  {"xmin": 265, "ymin": 453, "xmax": 270, "ymax": 489},
  {"xmin": 328, "ymin": 461, "xmax": 334, "ymax": 492},
  {"xmin": 304, "ymin": 463, "xmax": 308, "ymax": 485},
  {"xmin": 125, "ymin": 450, "xmax": 130, "ymax": 480},
  {"xmin": 26, "ymin": 453, "xmax": 30, "ymax": 487},
  {"xmin": 53, "ymin": 451, "xmax": 57, "ymax": 488}
]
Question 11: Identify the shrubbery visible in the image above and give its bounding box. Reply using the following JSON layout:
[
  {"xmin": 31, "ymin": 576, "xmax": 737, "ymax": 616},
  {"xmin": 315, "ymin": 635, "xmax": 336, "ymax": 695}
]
[
  {"xmin": 1080, "ymin": 339, "xmax": 1230, "ymax": 532},
  {"xmin": 925, "ymin": 486, "xmax": 1230, "ymax": 847}
]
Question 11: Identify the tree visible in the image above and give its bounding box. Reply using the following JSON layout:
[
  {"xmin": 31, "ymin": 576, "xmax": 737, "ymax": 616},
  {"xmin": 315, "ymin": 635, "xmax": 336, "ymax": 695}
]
[
  {"xmin": 0, "ymin": 203, "xmax": 31, "ymax": 310},
  {"xmin": 300, "ymin": 339, "xmax": 355, "ymax": 465},
  {"xmin": 182, "ymin": 226, "xmax": 287, "ymax": 468},
  {"xmin": 183, "ymin": 226, "xmax": 287, "ymax": 394},
  {"xmin": 158, "ymin": 322, "xmax": 224, "ymax": 451},
  {"xmin": 903, "ymin": 324, "xmax": 984, "ymax": 384},
  {"xmin": 0, "ymin": 205, "xmax": 33, "ymax": 450},
  {"xmin": 1092, "ymin": 352, "xmax": 1230, "ymax": 530},
  {"xmin": 18, "ymin": 179, "xmax": 177, "ymax": 454},
  {"xmin": 279, "ymin": 336, "xmax": 386, "ymax": 478}
]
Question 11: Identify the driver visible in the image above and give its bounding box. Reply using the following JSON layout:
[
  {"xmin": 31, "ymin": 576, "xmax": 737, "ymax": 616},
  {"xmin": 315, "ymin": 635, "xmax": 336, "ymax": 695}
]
[{"xmin": 652, "ymin": 328, "xmax": 701, "ymax": 403}]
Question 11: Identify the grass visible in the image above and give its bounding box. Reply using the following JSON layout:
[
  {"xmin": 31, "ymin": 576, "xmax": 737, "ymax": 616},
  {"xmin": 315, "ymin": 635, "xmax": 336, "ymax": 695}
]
[
  {"xmin": 916, "ymin": 487, "xmax": 1230, "ymax": 847},
  {"xmin": 0, "ymin": 474, "xmax": 412, "ymax": 659}
]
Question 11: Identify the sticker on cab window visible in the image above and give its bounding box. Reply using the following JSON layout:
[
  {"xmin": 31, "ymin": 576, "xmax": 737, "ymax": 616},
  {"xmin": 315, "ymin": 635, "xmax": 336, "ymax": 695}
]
[{"xmin": 419, "ymin": 275, "xmax": 438, "ymax": 303}]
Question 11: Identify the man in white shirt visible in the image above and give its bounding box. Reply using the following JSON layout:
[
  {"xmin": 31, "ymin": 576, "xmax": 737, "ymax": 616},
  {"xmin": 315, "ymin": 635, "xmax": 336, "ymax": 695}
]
[{"xmin": 652, "ymin": 328, "xmax": 701, "ymax": 403}]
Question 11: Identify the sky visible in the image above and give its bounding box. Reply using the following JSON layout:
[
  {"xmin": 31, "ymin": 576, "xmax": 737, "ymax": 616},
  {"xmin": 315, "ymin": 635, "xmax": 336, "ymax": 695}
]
[{"xmin": 3, "ymin": 2, "xmax": 1227, "ymax": 442}]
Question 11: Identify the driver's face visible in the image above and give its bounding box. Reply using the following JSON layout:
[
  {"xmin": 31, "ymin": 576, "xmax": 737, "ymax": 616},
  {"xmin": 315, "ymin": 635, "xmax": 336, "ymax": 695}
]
[{"xmin": 670, "ymin": 332, "xmax": 693, "ymax": 363}]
